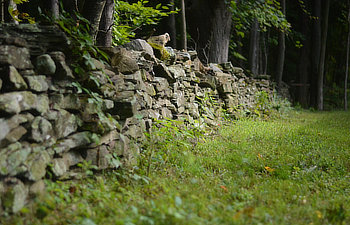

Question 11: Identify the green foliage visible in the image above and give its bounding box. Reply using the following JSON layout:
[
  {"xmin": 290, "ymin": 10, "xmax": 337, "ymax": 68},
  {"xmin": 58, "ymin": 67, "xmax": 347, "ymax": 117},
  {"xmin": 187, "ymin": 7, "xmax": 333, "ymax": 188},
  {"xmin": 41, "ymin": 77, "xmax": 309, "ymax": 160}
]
[{"xmin": 113, "ymin": 0, "xmax": 177, "ymax": 45}]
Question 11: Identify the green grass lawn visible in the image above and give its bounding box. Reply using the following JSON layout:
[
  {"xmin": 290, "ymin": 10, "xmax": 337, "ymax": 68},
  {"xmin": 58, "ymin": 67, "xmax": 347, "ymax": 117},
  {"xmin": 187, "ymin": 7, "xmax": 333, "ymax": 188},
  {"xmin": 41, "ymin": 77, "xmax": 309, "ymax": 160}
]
[{"xmin": 2, "ymin": 111, "xmax": 350, "ymax": 225}]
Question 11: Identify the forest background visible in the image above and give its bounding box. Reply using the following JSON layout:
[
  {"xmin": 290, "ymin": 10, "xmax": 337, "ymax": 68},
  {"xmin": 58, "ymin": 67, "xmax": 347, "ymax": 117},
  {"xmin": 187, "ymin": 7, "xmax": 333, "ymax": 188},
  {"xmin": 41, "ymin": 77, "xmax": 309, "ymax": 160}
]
[{"xmin": 2, "ymin": 0, "xmax": 350, "ymax": 111}]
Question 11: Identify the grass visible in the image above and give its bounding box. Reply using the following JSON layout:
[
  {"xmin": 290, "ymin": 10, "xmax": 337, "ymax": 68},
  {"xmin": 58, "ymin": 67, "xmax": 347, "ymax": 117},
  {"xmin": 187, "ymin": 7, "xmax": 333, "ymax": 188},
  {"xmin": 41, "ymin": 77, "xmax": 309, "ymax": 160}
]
[{"xmin": 2, "ymin": 110, "xmax": 350, "ymax": 225}]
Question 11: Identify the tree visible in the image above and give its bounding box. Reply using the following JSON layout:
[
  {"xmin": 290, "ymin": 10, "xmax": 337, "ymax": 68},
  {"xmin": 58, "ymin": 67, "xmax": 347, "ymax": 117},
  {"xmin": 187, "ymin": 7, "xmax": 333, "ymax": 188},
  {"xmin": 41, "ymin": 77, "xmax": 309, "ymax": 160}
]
[
  {"xmin": 96, "ymin": 0, "xmax": 114, "ymax": 47},
  {"xmin": 276, "ymin": 0, "xmax": 286, "ymax": 88},
  {"xmin": 317, "ymin": 0, "xmax": 330, "ymax": 110},
  {"xmin": 81, "ymin": 0, "xmax": 107, "ymax": 42},
  {"xmin": 310, "ymin": 0, "xmax": 321, "ymax": 108},
  {"xmin": 345, "ymin": 1, "xmax": 350, "ymax": 111},
  {"xmin": 249, "ymin": 19, "xmax": 259, "ymax": 76},
  {"xmin": 186, "ymin": 0, "xmax": 232, "ymax": 63},
  {"xmin": 180, "ymin": 0, "xmax": 187, "ymax": 50}
]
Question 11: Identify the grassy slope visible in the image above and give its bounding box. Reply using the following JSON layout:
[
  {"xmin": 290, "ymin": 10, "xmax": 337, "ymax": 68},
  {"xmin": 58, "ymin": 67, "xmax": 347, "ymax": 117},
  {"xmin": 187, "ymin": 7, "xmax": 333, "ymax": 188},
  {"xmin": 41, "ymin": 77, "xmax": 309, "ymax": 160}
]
[{"xmin": 3, "ymin": 111, "xmax": 350, "ymax": 225}]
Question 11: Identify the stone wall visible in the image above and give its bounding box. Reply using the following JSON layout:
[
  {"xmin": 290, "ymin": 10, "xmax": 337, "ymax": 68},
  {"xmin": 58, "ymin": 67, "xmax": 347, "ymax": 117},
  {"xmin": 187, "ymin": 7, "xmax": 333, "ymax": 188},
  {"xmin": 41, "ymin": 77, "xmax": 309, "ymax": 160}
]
[{"xmin": 0, "ymin": 24, "xmax": 278, "ymax": 214}]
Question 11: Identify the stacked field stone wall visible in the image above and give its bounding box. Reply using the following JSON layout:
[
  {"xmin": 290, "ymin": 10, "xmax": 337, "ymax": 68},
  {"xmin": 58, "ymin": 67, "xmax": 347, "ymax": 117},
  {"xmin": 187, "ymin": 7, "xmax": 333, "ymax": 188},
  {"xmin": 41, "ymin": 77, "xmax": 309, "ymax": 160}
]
[{"xmin": 0, "ymin": 24, "xmax": 277, "ymax": 213}]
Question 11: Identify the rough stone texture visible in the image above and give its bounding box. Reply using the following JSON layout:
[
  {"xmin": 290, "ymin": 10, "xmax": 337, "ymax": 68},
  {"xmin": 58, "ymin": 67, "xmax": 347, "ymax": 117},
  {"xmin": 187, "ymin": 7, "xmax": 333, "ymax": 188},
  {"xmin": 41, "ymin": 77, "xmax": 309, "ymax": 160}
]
[
  {"xmin": 0, "ymin": 24, "xmax": 288, "ymax": 215},
  {"xmin": 0, "ymin": 45, "xmax": 33, "ymax": 69},
  {"xmin": 35, "ymin": 54, "xmax": 56, "ymax": 75},
  {"xmin": 24, "ymin": 75, "xmax": 49, "ymax": 92}
]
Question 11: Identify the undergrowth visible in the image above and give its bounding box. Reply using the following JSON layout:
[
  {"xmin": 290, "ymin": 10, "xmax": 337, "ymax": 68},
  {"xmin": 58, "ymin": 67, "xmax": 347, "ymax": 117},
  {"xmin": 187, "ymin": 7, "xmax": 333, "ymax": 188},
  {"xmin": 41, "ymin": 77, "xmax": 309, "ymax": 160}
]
[{"xmin": 2, "ymin": 110, "xmax": 350, "ymax": 225}]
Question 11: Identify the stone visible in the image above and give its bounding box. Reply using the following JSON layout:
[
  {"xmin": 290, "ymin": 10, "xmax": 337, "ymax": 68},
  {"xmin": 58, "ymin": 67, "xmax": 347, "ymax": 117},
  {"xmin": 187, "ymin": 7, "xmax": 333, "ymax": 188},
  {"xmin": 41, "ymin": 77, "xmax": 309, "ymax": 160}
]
[
  {"xmin": 123, "ymin": 39, "xmax": 154, "ymax": 56},
  {"xmin": 161, "ymin": 107, "xmax": 173, "ymax": 119},
  {"xmin": 2, "ymin": 178, "xmax": 28, "ymax": 213},
  {"xmin": 53, "ymin": 132, "xmax": 94, "ymax": 154},
  {"xmin": 51, "ymin": 158, "xmax": 68, "ymax": 177},
  {"xmin": 111, "ymin": 48, "xmax": 139, "ymax": 74},
  {"xmin": 3, "ymin": 36, "xmax": 28, "ymax": 47},
  {"xmin": 0, "ymin": 91, "xmax": 49, "ymax": 115},
  {"xmin": 62, "ymin": 151, "xmax": 84, "ymax": 167},
  {"xmin": 25, "ymin": 151, "xmax": 51, "ymax": 181},
  {"xmin": 35, "ymin": 54, "xmax": 56, "ymax": 75},
  {"xmin": 31, "ymin": 117, "xmax": 53, "ymax": 142},
  {"xmin": 0, "ymin": 143, "xmax": 31, "ymax": 176},
  {"xmin": 50, "ymin": 94, "xmax": 82, "ymax": 111},
  {"xmin": 153, "ymin": 77, "xmax": 169, "ymax": 92},
  {"xmin": 54, "ymin": 109, "xmax": 79, "ymax": 139},
  {"xmin": 49, "ymin": 51, "xmax": 74, "ymax": 79},
  {"xmin": 0, "ymin": 78, "xmax": 2, "ymax": 90},
  {"xmin": 4, "ymin": 126, "xmax": 27, "ymax": 143},
  {"xmin": 0, "ymin": 66, "xmax": 28, "ymax": 90},
  {"xmin": 24, "ymin": 75, "xmax": 49, "ymax": 92},
  {"xmin": 168, "ymin": 65, "xmax": 186, "ymax": 79},
  {"xmin": 153, "ymin": 63, "xmax": 174, "ymax": 82},
  {"xmin": 89, "ymin": 58, "xmax": 106, "ymax": 71},
  {"xmin": 0, "ymin": 45, "xmax": 33, "ymax": 69},
  {"xmin": 29, "ymin": 180, "xmax": 45, "ymax": 197}
]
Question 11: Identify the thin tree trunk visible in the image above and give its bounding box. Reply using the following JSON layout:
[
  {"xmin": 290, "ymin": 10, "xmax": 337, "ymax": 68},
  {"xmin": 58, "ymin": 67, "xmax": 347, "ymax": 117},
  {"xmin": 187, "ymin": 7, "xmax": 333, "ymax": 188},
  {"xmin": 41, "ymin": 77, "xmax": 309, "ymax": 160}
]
[
  {"xmin": 82, "ymin": 0, "xmax": 107, "ymax": 42},
  {"xmin": 180, "ymin": 0, "xmax": 187, "ymax": 50},
  {"xmin": 276, "ymin": 0, "xmax": 286, "ymax": 88},
  {"xmin": 96, "ymin": 0, "xmax": 114, "ymax": 47},
  {"xmin": 317, "ymin": 0, "xmax": 330, "ymax": 110},
  {"xmin": 310, "ymin": 0, "xmax": 321, "ymax": 108},
  {"xmin": 249, "ymin": 19, "xmax": 260, "ymax": 76},
  {"xmin": 298, "ymin": 11, "xmax": 311, "ymax": 108},
  {"xmin": 345, "ymin": 2, "xmax": 350, "ymax": 111},
  {"xmin": 168, "ymin": 0, "xmax": 177, "ymax": 49}
]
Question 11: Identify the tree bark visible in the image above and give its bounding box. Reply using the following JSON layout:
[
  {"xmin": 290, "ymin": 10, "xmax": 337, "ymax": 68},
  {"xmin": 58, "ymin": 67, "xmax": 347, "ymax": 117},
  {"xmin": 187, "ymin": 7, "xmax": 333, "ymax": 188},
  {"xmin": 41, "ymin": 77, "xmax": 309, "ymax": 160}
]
[
  {"xmin": 249, "ymin": 19, "xmax": 260, "ymax": 76},
  {"xmin": 310, "ymin": 0, "xmax": 321, "ymax": 108},
  {"xmin": 49, "ymin": 0, "xmax": 59, "ymax": 18},
  {"xmin": 345, "ymin": 3, "xmax": 350, "ymax": 111},
  {"xmin": 276, "ymin": 0, "xmax": 286, "ymax": 88},
  {"xmin": 168, "ymin": 0, "xmax": 177, "ymax": 49},
  {"xmin": 180, "ymin": 0, "xmax": 187, "ymax": 50},
  {"xmin": 186, "ymin": 0, "xmax": 232, "ymax": 63},
  {"xmin": 317, "ymin": 0, "xmax": 329, "ymax": 110},
  {"xmin": 298, "ymin": 10, "xmax": 311, "ymax": 108},
  {"xmin": 82, "ymin": 0, "xmax": 107, "ymax": 42},
  {"xmin": 96, "ymin": 0, "xmax": 114, "ymax": 47}
]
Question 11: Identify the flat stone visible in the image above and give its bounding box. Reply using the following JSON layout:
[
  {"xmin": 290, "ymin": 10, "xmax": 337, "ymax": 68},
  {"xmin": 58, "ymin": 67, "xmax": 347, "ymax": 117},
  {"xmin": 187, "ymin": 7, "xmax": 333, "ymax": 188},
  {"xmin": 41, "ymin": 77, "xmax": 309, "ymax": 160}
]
[
  {"xmin": 0, "ymin": 45, "xmax": 33, "ymax": 69},
  {"xmin": 62, "ymin": 151, "xmax": 84, "ymax": 167},
  {"xmin": 29, "ymin": 180, "xmax": 45, "ymax": 197},
  {"xmin": 51, "ymin": 158, "xmax": 68, "ymax": 177},
  {"xmin": 24, "ymin": 75, "xmax": 49, "ymax": 92},
  {"xmin": 168, "ymin": 65, "xmax": 186, "ymax": 79},
  {"xmin": 54, "ymin": 109, "xmax": 79, "ymax": 139},
  {"xmin": 35, "ymin": 54, "xmax": 56, "ymax": 75},
  {"xmin": 53, "ymin": 131, "xmax": 94, "ymax": 154},
  {"xmin": 123, "ymin": 39, "xmax": 154, "ymax": 56}
]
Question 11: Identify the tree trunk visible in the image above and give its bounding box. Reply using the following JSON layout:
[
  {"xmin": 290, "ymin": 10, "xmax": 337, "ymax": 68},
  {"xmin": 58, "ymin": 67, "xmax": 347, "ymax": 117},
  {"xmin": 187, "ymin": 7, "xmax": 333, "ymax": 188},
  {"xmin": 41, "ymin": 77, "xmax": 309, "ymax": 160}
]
[
  {"xmin": 168, "ymin": 0, "xmax": 177, "ymax": 48},
  {"xmin": 186, "ymin": 0, "xmax": 232, "ymax": 64},
  {"xmin": 345, "ymin": 3, "xmax": 350, "ymax": 111},
  {"xmin": 298, "ymin": 10, "xmax": 311, "ymax": 108},
  {"xmin": 317, "ymin": 0, "xmax": 329, "ymax": 110},
  {"xmin": 310, "ymin": 0, "xmax": 321, "ymax": 108},
  {"xmin": 82, "ymin": 0, "xmax": 107, "ymax": 42},
  {"xmin": 276, "ymin": 0, "xmax": 286, "ymax": 88},
  {"xmin": 96, "ymin": 0, "xmax": 114, "ymax": 47},
  {"xmin": 180, "ymin": 0, "xmax": 187, "ymax": 50},
  {"xmin": 249, "ymin": 19, "xmax": 260, "ymax": 76},
  {"xmin": 49, "ymin": 0, "xmax": 59, "ymax": 19}
]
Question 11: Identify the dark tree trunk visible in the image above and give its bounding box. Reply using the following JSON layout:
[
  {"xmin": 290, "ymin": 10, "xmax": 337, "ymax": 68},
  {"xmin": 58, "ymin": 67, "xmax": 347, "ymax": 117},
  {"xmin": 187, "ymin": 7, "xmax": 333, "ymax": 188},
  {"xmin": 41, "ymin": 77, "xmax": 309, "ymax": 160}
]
[
  {"xmin": 345, "ymin": 2, "xmax": 350, "ymax": 111},
  {"xmin": 82, "ymin": 0, "xmax": 107, "ymax": 42},
  {"xmin": 298, "ymin": 11, "xmax": 311, "ymax": 108},
  {"xmin": 276, "ymin": 0, "xmax": 286, "ymax": 88},
  {"xmin": 49, "ymin": 0, "xmax": 59, "ymax": 19},
  {"xmin": 61, "ymin": 0, "xmax": 79, "ymax": 15},
  {"xmin": 310, "ymin": 0, "xmax": 321, "ymax": 108},
  {"xmin": 96, "ymin": 0, "xmax": 114, "ymax": 47},
  {"xmin": 317, "ymin": 0, "xmax": 329, "ymax": 110},
  {"xmin": 180, "ymin": 0, "xmax": 187, "ymax": 50},
  {"xmin": 186, "ymin": 0, "xmax": 232, "ymax": 63},
  {"xmin": 168, "ymin": 0, "xmax": 177, "ymax": 48},
  {"xmin": 249, "ymin": 19, "xmax": 260, "ymax": 76}
]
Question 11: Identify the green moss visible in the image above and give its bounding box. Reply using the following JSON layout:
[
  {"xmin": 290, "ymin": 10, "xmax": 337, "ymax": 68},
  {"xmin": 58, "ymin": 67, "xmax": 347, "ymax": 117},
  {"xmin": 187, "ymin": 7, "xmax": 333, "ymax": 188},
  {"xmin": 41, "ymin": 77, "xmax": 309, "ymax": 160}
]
[{"xmin": 148, "ymin": 42, "xmax": 170, "ymax": 61}]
